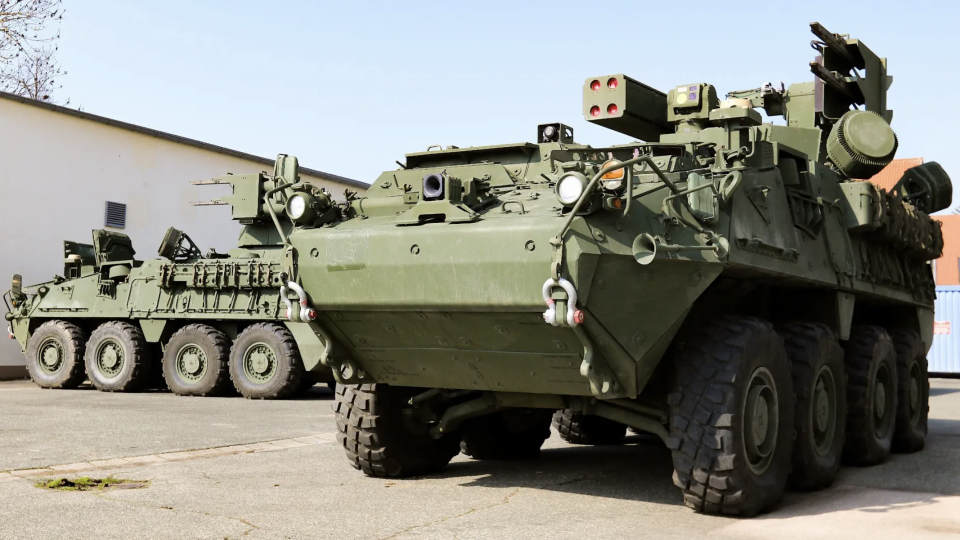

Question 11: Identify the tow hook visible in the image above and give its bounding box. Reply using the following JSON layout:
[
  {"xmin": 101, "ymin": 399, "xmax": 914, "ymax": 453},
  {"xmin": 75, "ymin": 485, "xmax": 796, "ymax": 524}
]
[
  {"xmin": 542, "ymin": 277, "xmax": 584, "ymax": 327},
  {"xmin": 281, "ymin": 281, "xmax": 316, "ymax": 322}
]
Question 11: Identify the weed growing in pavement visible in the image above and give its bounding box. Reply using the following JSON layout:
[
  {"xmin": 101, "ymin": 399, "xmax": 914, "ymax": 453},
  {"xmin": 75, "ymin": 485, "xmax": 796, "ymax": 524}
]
[{"xmin": 34, "ymin": 476, "xmax": 149, "ymax": 491}]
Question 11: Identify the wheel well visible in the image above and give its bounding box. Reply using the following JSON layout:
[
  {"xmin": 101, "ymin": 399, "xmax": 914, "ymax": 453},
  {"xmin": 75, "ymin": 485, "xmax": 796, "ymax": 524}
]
[{"xmin": 677, "ymin": 276, "xmax": 922, "ymax": 341}]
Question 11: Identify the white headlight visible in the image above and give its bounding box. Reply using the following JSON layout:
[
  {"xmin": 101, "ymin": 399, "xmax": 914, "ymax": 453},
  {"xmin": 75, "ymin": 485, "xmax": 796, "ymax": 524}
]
[
  {"xmin": 556, "ymin": 173, "xmax": 587, "ymax": 206},
  {"xmin": 287, "ymin": 195, "xmax": 307, "ymax": 219}
]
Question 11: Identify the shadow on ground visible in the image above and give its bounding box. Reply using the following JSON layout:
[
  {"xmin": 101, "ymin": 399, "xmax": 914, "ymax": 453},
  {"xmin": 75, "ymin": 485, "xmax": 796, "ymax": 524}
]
[
  {"xmin": 930, "ymin": 385, "xmax": 960, "ymax": 397},
  {"xmin": 440, "ymin": 435, "xmax": 682, "ymax": 507},
  {"xmin": 419, "ymin": 417, "xmax": 960, "ymax": 518}
]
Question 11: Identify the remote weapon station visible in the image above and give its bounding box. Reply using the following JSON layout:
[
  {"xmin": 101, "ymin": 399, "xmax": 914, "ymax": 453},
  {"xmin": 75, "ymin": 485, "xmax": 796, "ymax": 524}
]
[{"xmin": 6, "ymin": 23, "xmax": 950, "ymax": 515}]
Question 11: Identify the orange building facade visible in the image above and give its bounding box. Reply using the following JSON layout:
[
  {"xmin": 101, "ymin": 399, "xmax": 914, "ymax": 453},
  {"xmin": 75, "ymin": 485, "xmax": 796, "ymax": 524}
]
[{"xmin": 865, "ymin": 158, "xmax": 958, "ymax": 285}]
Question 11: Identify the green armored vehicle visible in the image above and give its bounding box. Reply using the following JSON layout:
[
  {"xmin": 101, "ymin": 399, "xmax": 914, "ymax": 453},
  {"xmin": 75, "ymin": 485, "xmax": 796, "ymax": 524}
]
[
  {"xmin": 6, "ymin": 22, "xmax": 949, "ymax": 515},
  {"xmin": 5, "ymin": 157, "xmax": 343, "ymax": 399},
  {"xmin": 308, "ymin": 23, "xmax": 945, "ymax": 515}
]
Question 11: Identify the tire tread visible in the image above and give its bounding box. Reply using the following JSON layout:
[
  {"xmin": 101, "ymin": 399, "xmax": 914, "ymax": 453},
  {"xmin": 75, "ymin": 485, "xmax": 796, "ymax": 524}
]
[
  {"xmin": 163, "ymin": 323, "xmax": 233, "ymax": 397},
  {"xmin": 229, "ymin": 322, "xmax": 303, "ymax": 400},
  {"xmin": 26, "ymin": 320, "xmax": 87, "ymax": 389}
]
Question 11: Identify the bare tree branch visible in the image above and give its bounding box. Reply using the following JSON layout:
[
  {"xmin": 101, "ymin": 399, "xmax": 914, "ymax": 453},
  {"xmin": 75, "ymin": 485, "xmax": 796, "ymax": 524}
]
[
  {"xmin": 0, "ymin": 0, "xmax": 64, "ymax": 101},
  {"xmin": 1, "ymin": 44, "xmax": 63, "ymax": 100}
]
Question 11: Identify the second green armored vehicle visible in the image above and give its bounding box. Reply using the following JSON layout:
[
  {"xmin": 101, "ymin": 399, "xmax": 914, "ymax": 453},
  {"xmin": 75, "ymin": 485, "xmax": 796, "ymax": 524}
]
[{"xmin": 5, "ymin": 157, "xmax": 344, "ymax": 399}]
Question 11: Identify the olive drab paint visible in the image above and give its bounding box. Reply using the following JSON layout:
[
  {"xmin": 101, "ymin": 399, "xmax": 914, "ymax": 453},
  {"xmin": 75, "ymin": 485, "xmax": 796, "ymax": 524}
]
[
  {"xmin": 3, "ymin": 22, "xmax": 948, "ymax": 515},
  {"xmin": 5, "ymin": 21, "xmax": 946, "ymax": 404}
]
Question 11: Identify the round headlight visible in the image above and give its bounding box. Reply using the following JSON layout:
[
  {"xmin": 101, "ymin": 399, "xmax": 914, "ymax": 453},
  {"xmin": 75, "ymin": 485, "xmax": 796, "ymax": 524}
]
[
  {"xmin": 556, "ymin": 173, "xmax": 587, "ymax": 206},
  {"xmin": 287, "ymin": 194, "xmax": 307, "ymax": 219}
]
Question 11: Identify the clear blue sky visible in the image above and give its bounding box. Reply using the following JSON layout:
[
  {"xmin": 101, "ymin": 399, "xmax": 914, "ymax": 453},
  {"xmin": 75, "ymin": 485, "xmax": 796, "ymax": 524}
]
[{"xmin": 57, "ymin": 0, "xmax": 958, "ymax": 200}]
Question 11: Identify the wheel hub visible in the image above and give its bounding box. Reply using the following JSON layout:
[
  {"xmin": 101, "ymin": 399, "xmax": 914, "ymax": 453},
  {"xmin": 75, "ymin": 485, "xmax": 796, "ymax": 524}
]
[
  {"xmin": 38, "ymin": 338, "xmax": 64, "ymax": 373},
  {"xmin": 908, "ymin": 361, "xmax": 923, "ymax": 426},
  {"xmin": 872, "ymin": 363, "xmax": 894, "ymax": 438},
  {"xmin": 243, "ymin": 343, "xmax": 277, "ymax": 383},
  {"xmin": 96, "ymin": 340, "xmax": 124, "ymax": 377},
  {"xmin": 742, "ymin": 367, "xmax": 779, "ymax": 475},
  {"xmin": 811, "ymin": 366, "xmax": 838, "ymax": 456},
  {"xmin": 874, "ymin": 382, "xmax": 886, "ymax": 418},
  {"xmin": 176, "ymin": 344, "xmax": 207, "ymax": 382},
  {"xmin": 909, "ymin": 378, "xmax": 919, "ymax": 411},
  {"xmin": 815, "ymin": 381, "xmax": 829, "ymax": 431},
  {"xmin": 751, "ymin": 395, "xmax": 769, "ymax": 445}
]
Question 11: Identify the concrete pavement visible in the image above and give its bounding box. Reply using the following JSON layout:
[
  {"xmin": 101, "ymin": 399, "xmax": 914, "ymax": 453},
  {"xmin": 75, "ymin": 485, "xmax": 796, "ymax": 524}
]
[{"xmin": 1, "ymin": 379, "xmax": 959, "ymax": 540}]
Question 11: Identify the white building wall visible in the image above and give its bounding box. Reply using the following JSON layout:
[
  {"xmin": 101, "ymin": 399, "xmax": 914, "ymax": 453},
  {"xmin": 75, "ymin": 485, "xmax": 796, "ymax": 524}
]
[{"xmin": 0, "ymin": 98, "xmax": 354, "ymax": 366}]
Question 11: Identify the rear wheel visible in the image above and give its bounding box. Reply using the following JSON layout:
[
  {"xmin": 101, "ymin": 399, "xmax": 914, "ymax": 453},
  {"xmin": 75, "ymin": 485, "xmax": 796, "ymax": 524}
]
[
  {"xmin": 25, "ymin": 320, "xmax": 87, "ymax": 389},
  {"xmin": 843, "ymin": 325, "xmax": 897, "ymax": 466},
  {"xmin": 334, "ymin": 384, "xmax": 460, "ymax": 477},
  {"xmin": 461, "ymin": 409, "xmax": 553, "ymax": 460},
  {"xmin": 85, "ymin": 321, "xmax": 152, "ymax": 392},
  {"xmin": 553, "ymin": 410, "xmax": 627, "ymax": 445},
  {"xmin": 668, "ymin": 316, "xmax": 794, "ymax": 516},
  {"xmin": 779, "ymin": 322, "xmax": 846, "ymax": 491},
  {"xmin": 229, "ymin": 323, "xmax": 304, "ymax": 399},
  {"xmin": 889, "ymin": 329, "xmax": 928, "ymax": 453},
  {"xmin": 162, "ymin": 324, "xmax": 232, "ymax": 396}
]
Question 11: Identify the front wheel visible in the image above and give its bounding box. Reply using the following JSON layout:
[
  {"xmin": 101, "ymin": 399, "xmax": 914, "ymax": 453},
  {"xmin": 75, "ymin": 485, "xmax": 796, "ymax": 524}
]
[
  {"xmin": 334, "ymin": 384, "xmax": 460, "ymax": 477},
  {"xmin": 25, "ymin": 320, "xmax": 87, "ymax": 389},
  {"xmin": 668, "ymin": 316, "xmax": 794, "ymax": 516}
]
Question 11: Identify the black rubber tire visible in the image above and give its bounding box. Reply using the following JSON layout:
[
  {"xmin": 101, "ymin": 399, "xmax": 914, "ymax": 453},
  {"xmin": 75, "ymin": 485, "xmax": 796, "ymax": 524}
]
[
  {"xmin": 779, "ymin": 322, "xmax": 847, "ymax": 491},
  {"xmin": 889, "ymin": 328, "xmax": 929, "ymax": 453},
  {"xmin": 461, "ymin": 409, "xmax": 554, "ymax": 460},
  {"xmin": 667, "ymin": 316, "xmax": 794, "ymax": 516},
  {"xmin": 85, "ymin": 321, "xmax": 152, "ymax": 392},
  {"xmin": 162, "ymin": 324, "xmax": 232, "ymax": 397},
  {"xmin": 552, "ymin": 410, "xmax": 627, "ymax": 445},
  {"xmin": 333, "ymin": 384, "xmax": 460, "ymax": 477},
  {"xmin": 25, "ymin": 320, "xmax": 87, "ymax": 389},
  {"xmin": 229, "ymin": 323, "xmax": 304, "ymax": 400},
  {"xmin": 842, "ymin": 325, "xmax": 898, "ymax": 466}
]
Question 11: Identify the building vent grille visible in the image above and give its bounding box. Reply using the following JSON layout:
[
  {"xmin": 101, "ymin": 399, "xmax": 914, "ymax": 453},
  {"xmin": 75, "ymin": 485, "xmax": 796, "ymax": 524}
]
[{"xmin": 104, "ymin": 201, "xmax": 127, "ymax": 229}]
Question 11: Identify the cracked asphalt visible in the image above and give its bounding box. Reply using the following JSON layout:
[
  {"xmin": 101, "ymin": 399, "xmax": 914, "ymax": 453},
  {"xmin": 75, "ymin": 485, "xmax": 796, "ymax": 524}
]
[{"xmin": 2, "ymin": 379, "xmax": 960, "ymax": 540}]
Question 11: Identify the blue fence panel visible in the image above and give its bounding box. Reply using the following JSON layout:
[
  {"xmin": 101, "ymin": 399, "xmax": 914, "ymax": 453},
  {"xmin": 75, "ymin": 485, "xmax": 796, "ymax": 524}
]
[{"xmin": 930, "ymin": 286, "xmax": 960, "ymax": 374}]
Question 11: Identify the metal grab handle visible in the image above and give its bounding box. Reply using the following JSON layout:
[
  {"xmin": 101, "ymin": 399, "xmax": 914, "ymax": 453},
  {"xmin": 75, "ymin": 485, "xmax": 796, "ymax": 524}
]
[{"xmin": 500, "ymin": 201, "xmax": 526, "ymax": 214}]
